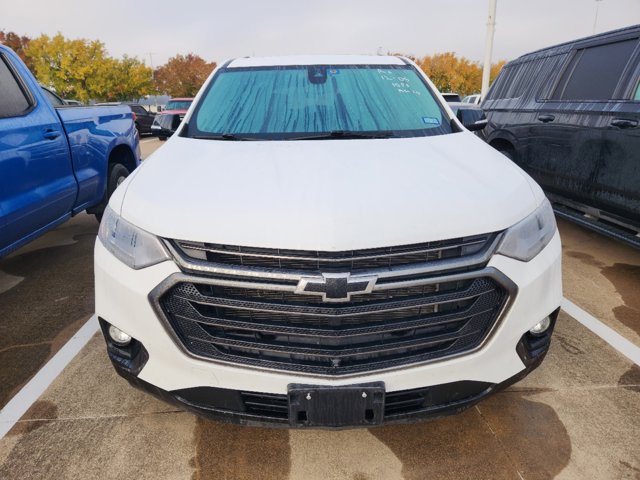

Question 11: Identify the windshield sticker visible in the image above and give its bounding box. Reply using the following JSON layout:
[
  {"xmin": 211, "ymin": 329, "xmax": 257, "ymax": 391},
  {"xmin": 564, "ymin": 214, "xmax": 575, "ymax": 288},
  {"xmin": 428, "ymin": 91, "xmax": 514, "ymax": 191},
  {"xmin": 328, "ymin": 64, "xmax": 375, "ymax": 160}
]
[
  {"xmin": 327, "ymin": 68, "xmax": 340, "ymax": 76},
  {"xmin": 422, "ymin": 116, "xmax": 440, "ymax": 125}
]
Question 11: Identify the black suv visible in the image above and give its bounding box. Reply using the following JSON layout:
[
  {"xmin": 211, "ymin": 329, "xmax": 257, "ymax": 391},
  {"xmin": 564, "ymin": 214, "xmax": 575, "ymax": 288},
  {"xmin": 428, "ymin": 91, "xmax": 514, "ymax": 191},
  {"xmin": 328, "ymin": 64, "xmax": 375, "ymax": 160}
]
[{"xmin": 481, "ymin": 25, "xmax": 640, "ymax": 246}]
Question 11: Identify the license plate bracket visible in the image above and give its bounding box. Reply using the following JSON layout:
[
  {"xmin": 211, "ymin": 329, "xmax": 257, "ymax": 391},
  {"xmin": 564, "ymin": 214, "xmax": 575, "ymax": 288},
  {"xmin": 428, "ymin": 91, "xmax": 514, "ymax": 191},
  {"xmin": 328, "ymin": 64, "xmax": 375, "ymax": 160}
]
[{"xmin": 288, "ymin": 382, "xmax": 385, "ymax": 427}]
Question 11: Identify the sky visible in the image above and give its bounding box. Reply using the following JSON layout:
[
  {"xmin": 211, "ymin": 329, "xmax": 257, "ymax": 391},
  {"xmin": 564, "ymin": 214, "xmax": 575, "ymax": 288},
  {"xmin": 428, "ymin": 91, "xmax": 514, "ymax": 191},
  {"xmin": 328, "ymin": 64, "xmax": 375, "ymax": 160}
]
[{"xmin": 1, "ymin": 0, "xmax": 639, "ymax": 66}]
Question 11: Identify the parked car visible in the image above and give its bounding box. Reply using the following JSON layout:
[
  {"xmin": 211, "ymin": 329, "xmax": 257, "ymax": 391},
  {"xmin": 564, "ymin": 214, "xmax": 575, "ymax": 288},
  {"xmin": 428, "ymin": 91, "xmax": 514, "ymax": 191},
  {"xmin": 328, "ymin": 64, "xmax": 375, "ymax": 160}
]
[
  {"xmin": 97, "ymin": 102, "xmax": 156, "ymax": 136},
  {"xmin": 151, "ymin": 98, "xmax": 193, "ymax": 140},
  {"xmin": 441, "ymin": 92, "xmax": 461, "ymax": 103},
  {"xmin": 129, "ymin": 104, "xmax": 156, "ymax": 135},
  {"xmin": 462, "ymin": 94, "xmax": 481, "ymax": 105},
  {"xmin": 481, "ymin": 25, "xmax": 640, "ymax": 247},
  {"xmin": 0, "ymin": 44, "xmax": 140, "ymax": 257},
  {"xmin": 96, "ymin": 55, "xmax": 561, "ymax": 429}
]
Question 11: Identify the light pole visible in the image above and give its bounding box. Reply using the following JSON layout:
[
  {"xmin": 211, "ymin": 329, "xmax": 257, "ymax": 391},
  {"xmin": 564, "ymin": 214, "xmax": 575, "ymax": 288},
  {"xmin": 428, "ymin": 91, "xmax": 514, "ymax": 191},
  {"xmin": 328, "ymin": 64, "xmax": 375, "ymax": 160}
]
[
  {"xmin": 147, "ymin": 52, "xmax": 157, "ymax": 111},
  {"xmin": 593, "ymin": 0, "xmax": 604, "ymax": 34},
  {"xmin": 481, "ymin": 0, "xmax": 498, "ymax": 100}
]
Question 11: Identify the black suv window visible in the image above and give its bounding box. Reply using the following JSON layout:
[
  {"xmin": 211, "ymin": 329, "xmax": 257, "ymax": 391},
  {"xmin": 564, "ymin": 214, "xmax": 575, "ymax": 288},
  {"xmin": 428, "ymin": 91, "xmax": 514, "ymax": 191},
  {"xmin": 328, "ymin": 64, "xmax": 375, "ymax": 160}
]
[
  {"xmin": 0, "ymin": 55, "xmax": 31, "ymax": 117},
  {"xmin": 131, "ymin": 105, "xmax": 147, "ymax": 115},
  {"xmin": 552, "ymin": 38, "xmax": 638, "ymax": 101}
]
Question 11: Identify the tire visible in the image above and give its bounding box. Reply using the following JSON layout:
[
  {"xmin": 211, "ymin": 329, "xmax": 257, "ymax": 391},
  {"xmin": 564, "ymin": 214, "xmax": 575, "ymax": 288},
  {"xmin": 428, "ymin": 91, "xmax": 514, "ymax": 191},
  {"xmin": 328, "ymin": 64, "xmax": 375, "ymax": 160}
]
[
  {"xmin": 94, "ymin": 163, "xmax": 130, "ymax": 222},
  {"xmin": 158, "ymin": 136, "xmax": 167, "ymax": 141}
]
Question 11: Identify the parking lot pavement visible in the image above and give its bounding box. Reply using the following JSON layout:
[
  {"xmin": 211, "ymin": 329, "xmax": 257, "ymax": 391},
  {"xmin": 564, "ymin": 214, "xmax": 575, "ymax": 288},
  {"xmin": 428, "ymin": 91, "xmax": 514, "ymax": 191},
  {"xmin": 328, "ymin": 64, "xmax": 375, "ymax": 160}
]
[
  {"xmin": 0, "ymin": 213, "xmax": 97, "ymax": 409},
  {"xmin": 140, "ymin": 137, "xmax": 163, "ymax": 159},
  {"xmin": 1, "ymin": 169, "xmax": 639, "ymax": 478},
  {"xmin": 559, "ymin": 218, "xmax": 640, "ymax": 346}
]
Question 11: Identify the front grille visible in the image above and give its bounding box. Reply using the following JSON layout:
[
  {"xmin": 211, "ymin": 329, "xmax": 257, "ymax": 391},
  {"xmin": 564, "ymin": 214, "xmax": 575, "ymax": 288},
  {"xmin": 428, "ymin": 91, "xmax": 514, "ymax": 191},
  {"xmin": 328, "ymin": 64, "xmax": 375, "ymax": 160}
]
[
  {"xmin": 158, "ymin": 275, "xmax": 507, "ymax": 375},
  {"xmin": 174, "ymin": 233, "xmax": 495, "ymax": 272}
]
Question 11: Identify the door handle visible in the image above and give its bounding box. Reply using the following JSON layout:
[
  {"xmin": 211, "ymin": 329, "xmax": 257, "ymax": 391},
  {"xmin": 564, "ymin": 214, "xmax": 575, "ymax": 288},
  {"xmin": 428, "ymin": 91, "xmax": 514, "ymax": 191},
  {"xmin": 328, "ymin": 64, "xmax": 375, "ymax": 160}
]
[
  {"xmin": 611, "ymin": 118, "xmax": 638, "ymax": 129},
  {"xmin": 537, "ymin": 114, "xmax": 555, "ymax": 123},
  {"xmin": 43, "ymin": 129, "xmax": 61, "ymax": 140}
]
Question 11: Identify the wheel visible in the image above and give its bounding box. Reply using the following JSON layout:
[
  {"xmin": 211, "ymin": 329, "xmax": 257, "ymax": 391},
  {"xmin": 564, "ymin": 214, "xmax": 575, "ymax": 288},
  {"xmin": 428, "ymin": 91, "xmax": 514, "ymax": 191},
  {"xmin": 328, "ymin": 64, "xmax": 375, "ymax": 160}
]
[
  {"xmin": 94, "ymin": 163, "xmax": 130, "ymax": 222},
  {"xmin": 158, "ymin": 136, "xmax": 167, "ymax": 141},
  {"xmin": 108, "ymin": 163, "xmax": 129, "ymax": 194}
]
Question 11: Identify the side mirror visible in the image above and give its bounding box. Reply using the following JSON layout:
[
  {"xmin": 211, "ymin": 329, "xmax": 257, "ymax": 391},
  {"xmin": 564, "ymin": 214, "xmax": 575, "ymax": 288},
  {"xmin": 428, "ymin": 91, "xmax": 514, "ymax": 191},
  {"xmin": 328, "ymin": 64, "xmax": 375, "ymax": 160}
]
[
  {"xmin": 170, "ymin": 114, "xmax": 182, "ymax": 132},
  {"xmin": 456, "ymin": 107, "xmax": 488, "ymax": 131},
  {"xmin": 156, "ymin": 105, "xmax": 163, "ymax": 113}
]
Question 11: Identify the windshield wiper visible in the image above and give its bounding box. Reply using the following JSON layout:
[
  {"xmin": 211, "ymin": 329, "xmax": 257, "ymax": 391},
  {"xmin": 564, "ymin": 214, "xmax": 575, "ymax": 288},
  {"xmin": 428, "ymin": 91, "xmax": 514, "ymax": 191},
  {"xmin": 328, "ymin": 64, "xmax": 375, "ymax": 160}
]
[
  {"xmin": 190, "ymin": 133, "xmax": 254, "ymax": 141},
  {"xmin": 287, "ymin": 130, "xmax": 396, "ymax": 141}
]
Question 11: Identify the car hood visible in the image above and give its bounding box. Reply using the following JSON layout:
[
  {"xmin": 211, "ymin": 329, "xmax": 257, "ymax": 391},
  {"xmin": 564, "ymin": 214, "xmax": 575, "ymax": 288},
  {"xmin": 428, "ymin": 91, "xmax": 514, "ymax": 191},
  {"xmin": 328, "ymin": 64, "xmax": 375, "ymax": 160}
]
[{"xmin": 121, "ymin": 132, "xmax": 542, "ymax": 250}]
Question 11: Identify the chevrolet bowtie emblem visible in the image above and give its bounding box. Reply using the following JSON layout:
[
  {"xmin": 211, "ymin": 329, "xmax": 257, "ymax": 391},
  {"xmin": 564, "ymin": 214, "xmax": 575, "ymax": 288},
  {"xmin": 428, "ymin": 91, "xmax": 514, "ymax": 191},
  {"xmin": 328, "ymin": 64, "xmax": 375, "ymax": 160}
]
[{"xmin": 295, "ymin": 273, "xmax": 377, "ymax": 302}]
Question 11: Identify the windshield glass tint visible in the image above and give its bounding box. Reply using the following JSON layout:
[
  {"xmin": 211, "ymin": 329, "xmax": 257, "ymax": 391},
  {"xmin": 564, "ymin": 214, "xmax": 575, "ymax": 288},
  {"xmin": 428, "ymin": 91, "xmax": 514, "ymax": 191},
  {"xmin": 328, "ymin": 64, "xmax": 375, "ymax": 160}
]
[
  {"xmin": 189, "ymin": 65, "xmax": 452, "ymax": 139},
  {"xmin": 165, "ymin": 101, "xmax": 192, "ymax": 110}
]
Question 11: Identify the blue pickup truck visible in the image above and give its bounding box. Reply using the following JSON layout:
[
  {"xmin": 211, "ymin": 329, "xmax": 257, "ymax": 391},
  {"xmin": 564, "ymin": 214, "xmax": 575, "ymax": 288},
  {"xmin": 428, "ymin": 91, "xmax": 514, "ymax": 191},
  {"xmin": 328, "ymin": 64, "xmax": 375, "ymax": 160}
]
[{"xmin": 0, "ymin": 44, "xmax": 140, "ymax": 257}]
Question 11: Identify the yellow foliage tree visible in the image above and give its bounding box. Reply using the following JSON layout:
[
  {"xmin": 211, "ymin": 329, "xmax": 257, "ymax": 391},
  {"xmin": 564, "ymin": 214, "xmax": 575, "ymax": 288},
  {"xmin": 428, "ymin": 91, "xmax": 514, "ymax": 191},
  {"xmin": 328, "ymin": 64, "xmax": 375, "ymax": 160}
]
[
  {"xmin": 24, "ymin": 33, "xmax": 152, "ymax": 102},
  {"xmin": 414, "ymin": 52, "xmax": 506, "ymax": 97}
]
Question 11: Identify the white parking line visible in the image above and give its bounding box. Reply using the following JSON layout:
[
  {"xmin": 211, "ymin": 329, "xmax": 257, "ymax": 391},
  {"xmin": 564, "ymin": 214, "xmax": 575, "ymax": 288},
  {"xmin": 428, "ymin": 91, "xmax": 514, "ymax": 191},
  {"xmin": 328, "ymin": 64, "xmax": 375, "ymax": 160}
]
[
  {"xmin": 562, "ymin": 298, "xmax": 640, "ymax": 366},
  {"xmin": 0, "ymin": 315, "xmax": 99, "ymax": 439}
]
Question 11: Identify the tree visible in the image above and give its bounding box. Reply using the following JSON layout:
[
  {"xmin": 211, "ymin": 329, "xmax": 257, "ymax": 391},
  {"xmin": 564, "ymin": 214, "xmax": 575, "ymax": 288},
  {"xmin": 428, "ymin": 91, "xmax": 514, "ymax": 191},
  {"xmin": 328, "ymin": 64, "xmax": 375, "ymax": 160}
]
[
  {"xmin": 154, "ymin": 54, "xmax": 216, "ymax": 97},
  {"xmin": 414, "ymin": 52, "xmax": 507, "ymax": 97},
  {"xmin": 24, "ymin": 33, "xmax": 152, "ymax": 102},
  {"xmin": 102, "ymin": 56, "xmax": 154, "ymax": 101},
  {"xmin": 0, "ymin": 30, "xmax": 33, "ymax": 69}
]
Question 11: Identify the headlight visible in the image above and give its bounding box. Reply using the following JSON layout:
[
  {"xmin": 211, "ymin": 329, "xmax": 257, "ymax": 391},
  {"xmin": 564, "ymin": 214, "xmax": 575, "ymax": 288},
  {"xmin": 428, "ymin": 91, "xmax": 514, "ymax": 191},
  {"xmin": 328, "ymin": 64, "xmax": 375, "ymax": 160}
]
[
  {"xmin": 496, "ymin": 198, "xmax": 557, "ymax": 262},
  {"xmin": 98, "ymin": 206, "xmax": 169, "ymax": 269}
]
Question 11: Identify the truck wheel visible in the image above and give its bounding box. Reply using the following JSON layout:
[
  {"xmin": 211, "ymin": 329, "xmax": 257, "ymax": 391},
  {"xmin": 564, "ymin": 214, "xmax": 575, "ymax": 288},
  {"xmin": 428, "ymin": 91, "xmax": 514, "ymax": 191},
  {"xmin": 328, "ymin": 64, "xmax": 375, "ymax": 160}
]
[
  {"xmin": 159, "ymin": 136, "xmax": 167, "ymax": 141},
  {"xmin": 94, "ymin": 163, "xmax": 130, "ymax": 222}
]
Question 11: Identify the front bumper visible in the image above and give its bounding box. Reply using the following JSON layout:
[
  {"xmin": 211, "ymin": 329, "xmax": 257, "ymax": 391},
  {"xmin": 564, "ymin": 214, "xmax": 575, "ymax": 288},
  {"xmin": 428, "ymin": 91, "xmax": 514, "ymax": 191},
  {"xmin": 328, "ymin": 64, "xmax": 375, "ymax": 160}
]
[
  {"xmin": 102, "ymin": 309, "xmax": 557, "ymax": 428},
  {"xmin": 95, "ymin": 231, "xmax": 562, "ymax": 427}
]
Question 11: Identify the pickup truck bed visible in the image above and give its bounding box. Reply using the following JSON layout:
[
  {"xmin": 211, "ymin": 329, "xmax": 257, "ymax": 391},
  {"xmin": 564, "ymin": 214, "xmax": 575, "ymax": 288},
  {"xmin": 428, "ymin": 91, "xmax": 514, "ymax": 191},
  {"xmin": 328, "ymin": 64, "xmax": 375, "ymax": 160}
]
[{"xmin": 0, "ymin": 45, "xmax": 140, "ymax": 257}]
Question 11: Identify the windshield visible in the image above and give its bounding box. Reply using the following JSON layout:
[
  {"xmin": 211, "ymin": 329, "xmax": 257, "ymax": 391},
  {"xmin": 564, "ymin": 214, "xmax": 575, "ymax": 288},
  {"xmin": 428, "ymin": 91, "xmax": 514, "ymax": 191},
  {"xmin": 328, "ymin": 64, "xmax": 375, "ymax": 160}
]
[
  {"xmin": 165, "ymin": 100, "xmax": 192, "ymax": 110},
  {"xmin": 187, "ymin": 65, "xmax": 453, "ymax": 140}
]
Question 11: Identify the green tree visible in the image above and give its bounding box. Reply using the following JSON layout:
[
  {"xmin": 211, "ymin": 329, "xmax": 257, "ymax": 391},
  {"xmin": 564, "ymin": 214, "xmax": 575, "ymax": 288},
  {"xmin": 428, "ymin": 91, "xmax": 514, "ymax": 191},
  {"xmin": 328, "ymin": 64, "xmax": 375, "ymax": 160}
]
[
  {"xmin": 154, "ymin": 54, "xmax": 216, "ymax": 97},
  {"xmin": 24, "ymin": 33, "xmax": 152, "ymax": 102}
]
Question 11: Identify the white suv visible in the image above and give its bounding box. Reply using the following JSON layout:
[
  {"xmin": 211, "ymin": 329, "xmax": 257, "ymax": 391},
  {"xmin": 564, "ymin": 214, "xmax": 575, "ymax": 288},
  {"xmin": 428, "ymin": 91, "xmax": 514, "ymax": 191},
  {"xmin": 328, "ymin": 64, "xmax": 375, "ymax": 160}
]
[{"xmin": 95, "ymin": 55, "xmax": 562, "ymax": 428}]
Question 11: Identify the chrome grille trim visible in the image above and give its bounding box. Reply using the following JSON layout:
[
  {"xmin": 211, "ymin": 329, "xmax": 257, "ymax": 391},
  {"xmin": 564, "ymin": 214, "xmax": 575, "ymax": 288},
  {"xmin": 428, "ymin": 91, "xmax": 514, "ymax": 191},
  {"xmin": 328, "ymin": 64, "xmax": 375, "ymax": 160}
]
[
  {"xmin": 176, "ymin": 237, "xmax": 488, "ymax": 264},
  {"xmin": 162, "ymin": 234, "xmax": 503, "ymax": 284}
]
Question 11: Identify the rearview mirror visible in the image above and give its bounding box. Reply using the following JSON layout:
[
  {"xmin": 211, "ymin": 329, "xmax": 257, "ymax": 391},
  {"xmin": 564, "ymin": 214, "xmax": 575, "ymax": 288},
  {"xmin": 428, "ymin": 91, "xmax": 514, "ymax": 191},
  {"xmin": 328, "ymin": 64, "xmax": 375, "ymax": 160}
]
[{"xmin": 456, "ymin": 107, "xmax": 487, "ymax": 132}]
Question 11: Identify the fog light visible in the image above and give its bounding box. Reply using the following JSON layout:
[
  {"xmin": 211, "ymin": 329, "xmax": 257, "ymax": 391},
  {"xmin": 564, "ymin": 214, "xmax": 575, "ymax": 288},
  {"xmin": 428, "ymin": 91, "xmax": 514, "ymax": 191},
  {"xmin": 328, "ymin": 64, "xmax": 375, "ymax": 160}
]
[
  {"xmin": 108, "ymin": 325, "xmax": 132, "ymax": 346},
  {"xmin": 529, "ymin": 316, "xmax": 551, "ymax": 336}
]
